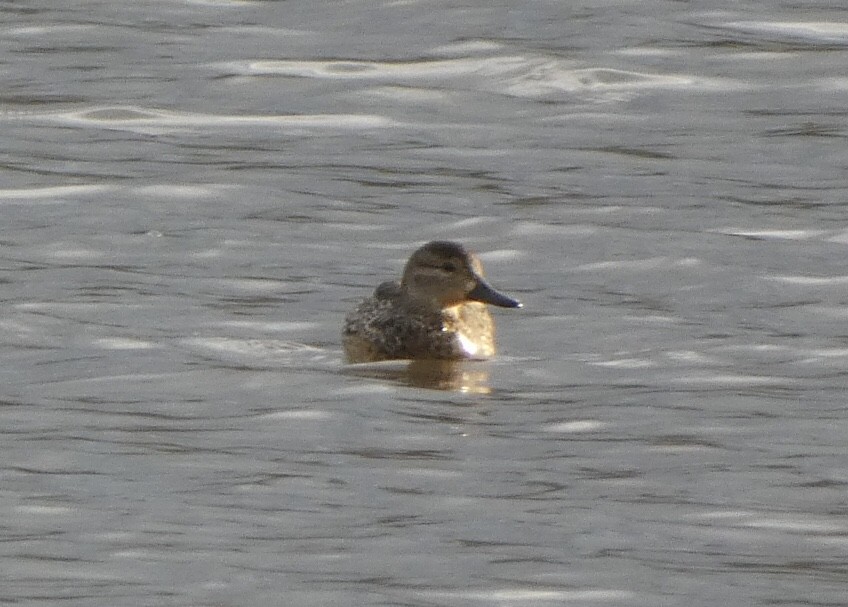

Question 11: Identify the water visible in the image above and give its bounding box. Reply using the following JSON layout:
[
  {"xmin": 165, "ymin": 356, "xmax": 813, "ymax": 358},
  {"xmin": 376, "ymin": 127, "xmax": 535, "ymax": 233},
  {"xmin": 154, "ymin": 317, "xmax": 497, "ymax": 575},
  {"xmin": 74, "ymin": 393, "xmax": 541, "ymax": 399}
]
[{"xmin": 2, "ymin": 1, "xmax": 848, "ymax": 605}]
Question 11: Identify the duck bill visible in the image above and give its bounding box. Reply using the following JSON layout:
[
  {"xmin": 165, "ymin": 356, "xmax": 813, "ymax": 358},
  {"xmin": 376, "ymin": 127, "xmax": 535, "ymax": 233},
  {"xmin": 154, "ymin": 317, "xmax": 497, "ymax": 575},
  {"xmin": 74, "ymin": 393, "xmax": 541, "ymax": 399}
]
[{"xmin": 468, "ymin": 278, "xmax": 522, "ymax": 308}]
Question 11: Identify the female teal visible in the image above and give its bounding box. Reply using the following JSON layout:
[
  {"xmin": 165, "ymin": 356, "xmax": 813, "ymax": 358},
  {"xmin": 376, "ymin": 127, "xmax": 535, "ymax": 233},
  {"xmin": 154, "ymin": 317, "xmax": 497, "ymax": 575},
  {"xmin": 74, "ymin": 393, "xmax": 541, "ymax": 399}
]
[{"xmin": 343, "ymin": 241, "xmax": 521, "ymax": 363}]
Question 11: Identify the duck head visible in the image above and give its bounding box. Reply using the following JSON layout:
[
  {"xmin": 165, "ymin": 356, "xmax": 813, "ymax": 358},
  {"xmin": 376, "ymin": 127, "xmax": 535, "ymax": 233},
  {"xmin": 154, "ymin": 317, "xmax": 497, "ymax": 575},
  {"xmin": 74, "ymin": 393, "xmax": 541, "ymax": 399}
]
[{"xmin": 401, "ymin": 241, "xmax": 522, "ymax": 310}]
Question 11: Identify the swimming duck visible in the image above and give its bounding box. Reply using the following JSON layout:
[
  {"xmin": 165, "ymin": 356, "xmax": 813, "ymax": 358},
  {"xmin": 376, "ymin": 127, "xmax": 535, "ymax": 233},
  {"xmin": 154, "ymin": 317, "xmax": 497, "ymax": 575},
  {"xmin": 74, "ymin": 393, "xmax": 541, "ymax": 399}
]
[{"xmin": 342, "ymin": 241, "xmax": 521, "ymax": 363}]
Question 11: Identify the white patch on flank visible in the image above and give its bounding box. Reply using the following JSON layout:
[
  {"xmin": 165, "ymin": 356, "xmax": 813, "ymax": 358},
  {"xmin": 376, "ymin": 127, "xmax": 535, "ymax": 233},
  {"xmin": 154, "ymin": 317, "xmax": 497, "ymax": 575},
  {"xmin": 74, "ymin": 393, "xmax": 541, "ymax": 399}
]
[{"xmin": 456, "ymin": 332, "xmax": 478, "ymax": 357}]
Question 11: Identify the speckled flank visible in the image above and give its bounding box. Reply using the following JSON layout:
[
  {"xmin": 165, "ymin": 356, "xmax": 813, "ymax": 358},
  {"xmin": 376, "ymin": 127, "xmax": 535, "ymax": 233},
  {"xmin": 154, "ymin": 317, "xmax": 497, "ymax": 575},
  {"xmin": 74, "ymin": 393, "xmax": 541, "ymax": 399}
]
[{"xmin": 343, "ymin": 284, "xmax": 495, "ymax": 361}]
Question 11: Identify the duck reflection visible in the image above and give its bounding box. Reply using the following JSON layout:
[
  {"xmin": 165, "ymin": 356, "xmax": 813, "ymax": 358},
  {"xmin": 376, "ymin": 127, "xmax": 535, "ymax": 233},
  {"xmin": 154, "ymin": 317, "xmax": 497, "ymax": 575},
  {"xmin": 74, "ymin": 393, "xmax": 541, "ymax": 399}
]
[{"xmin": 346, "ymin": 359, "xmax": 492, "ymax": 393}]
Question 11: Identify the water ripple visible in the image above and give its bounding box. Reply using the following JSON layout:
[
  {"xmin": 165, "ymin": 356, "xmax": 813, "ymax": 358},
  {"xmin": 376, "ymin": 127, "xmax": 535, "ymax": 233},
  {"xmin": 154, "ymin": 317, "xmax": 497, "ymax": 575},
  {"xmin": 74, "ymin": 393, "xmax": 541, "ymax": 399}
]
[{"xmin": 20, "ymin": 106, "xmax": 398, "ymax": 134}]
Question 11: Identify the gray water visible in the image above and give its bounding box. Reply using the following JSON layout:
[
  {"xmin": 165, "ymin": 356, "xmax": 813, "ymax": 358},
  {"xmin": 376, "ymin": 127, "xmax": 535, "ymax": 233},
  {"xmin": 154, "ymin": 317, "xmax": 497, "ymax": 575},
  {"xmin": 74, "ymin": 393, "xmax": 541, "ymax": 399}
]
[{"xmin": 3, "ymin": 1, "xmax": 848, "ymax": 606}]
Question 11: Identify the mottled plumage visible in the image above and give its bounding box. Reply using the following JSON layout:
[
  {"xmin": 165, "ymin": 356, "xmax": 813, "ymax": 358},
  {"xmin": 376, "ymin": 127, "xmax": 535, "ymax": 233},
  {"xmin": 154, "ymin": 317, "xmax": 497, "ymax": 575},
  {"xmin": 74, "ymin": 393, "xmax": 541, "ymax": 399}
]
[{"xmin": 343, "ymin": 241, "xmax": 521, "ymax": 363}]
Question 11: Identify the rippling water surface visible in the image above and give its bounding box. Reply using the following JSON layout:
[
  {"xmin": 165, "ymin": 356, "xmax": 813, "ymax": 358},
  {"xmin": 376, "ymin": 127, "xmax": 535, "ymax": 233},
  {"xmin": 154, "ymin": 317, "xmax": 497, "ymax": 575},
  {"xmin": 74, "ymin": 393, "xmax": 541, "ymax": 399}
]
[{"xmin": 3, "ymin": 1, "xmax": 848, "ymax": 605}]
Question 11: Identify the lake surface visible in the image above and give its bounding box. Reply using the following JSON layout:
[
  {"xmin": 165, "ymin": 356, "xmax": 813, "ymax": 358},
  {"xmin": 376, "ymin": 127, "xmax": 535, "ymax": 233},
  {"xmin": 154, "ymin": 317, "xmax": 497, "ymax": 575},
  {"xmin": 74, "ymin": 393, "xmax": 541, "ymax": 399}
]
[{"xmin": 2, "ymin": 1, "xmax": 848, "ymax": 605}]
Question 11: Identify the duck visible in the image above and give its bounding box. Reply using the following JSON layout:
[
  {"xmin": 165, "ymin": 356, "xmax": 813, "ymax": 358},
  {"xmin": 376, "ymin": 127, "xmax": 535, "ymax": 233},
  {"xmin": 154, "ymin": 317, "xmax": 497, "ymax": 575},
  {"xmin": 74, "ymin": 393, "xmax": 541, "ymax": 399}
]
[{"xmin": 342, "ymin": 241, "xmax": 521, "ymax": 363}]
